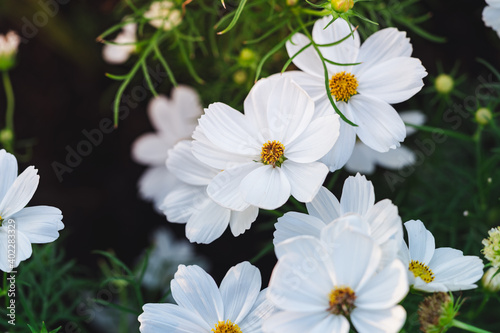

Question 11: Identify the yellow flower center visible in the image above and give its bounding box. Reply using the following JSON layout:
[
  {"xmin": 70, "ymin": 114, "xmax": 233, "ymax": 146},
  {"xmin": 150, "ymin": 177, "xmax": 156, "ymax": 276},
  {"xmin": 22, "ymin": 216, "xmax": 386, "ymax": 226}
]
[
  {"xmin": 329, "ymin": 71, "xmax": 358, "ymax": 102},
  {"xmin": 260, "ymin": 140, "xmax": 286, "ymax": 168},
  {"xmin": 327, "ymin": 286, "xmax": 356, "ymax": 316},
  {"xmin": 409, "ymin": 260, "xmax": 435, "ymax": 283},
  {"xmin": 212, "ymin": 320, "xmax": 242, "ymax": 333},
  {"xmin": 0, "ymin": 215, "xmax": 3, "ymax": 227}
]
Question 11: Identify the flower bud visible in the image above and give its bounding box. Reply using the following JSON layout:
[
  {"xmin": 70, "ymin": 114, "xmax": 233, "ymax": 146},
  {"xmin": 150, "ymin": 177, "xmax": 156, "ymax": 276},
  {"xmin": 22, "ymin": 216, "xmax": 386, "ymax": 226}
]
[
  {"xmin": 331, "ymin": 0, "xmax": 354, "ymax": 13},
  {"xmin": 435, "ymin": 74, "xmax": 454, "ymax": 94},
  {"xmin": 233, "ymin": 70, "xmax": 247, "ymax": 85},
  {"xmin": 482, "ymin": 267, "xmax": 500, "ymax": 292},
  {"xmin": 0, "ymin": 31, "xmax": 20, "ymax": 71},
  {"xmin": 238, "ymin": 48, "xmax": 257, "ymax": 68},
  {"xmin": 482, "ymin": 226, "xmax": 500, "ymax": 268},
  {"xmin": 0, "ymin": 128, "xmax": 13, "ymax": 143},
  {"xmin": 475, "ymin": 107, "xmax": 492, "ymax": 125},
  {"xmin": 418, "ymin": 292, "xmax": 458, "ymax": 333}
]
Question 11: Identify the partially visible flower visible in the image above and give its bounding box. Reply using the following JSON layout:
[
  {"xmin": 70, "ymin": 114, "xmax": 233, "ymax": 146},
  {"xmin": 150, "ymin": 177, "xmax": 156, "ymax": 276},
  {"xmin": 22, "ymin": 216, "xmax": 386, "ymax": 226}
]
[
  {"xmin": 162, "ymin": 140, "xmax": 259, "ymax": 244},
  {"xmin": 0, "ymin": 31, "xmax": 20, "ymax": 71},
  {"xmin": 139, "ymin": 227, "xmax": 209, "ymax": 290},
  {"xmin": 482, "ymin": 226, "xmax": 500, "ymax": 268},
  {"xmin": 284, "ymin": 16, "xmax": 427, "ymax": 172},
  {"xmin": 274, "ymin": 174, "xmax": 403, "ymax": 268},
  {"xmin": 345, "ymin": 110, "xmax": 426, "ymax": 174},
  {"xmin": 102, "ymin": 23, "xmax": 137, "ymax": 64},
  {"xmin": 131, "ymin": 86, "xmax": 203, "ymax": 210},
  {"xmin": 418, "ymin": 292, "xmax": 458, "ymax": 333},
  {"xmin": 483, "ymin": 0, "xmax": 500, "ymax": 38},
  {"xmin": 482, "ymin": 267, "xmax": 500, "ymax": 292},
  {"xmin": 192, "ymin": 76, "xmax": 339, "ymax": 211},
  {"xmin": 475, "ymin": 107, "xmax": 493, "ymax": 125},
  {"xmin": 399, "ymin": 220, "xmax": 484, "ymax": 292},
  {"xmin": 0, "ymin": 149, "xmax": 64, "ymax": 272},
  {"xmin": 144, "ymin": 0, "xmax": 182, "ymax": 31},
  {"xmin": 265, "ymin": 229, "xmax": 408, "ymax": 333},
  {"xmin": 138, "ymin": 262, "xmax": 274, "ymax": 332}
]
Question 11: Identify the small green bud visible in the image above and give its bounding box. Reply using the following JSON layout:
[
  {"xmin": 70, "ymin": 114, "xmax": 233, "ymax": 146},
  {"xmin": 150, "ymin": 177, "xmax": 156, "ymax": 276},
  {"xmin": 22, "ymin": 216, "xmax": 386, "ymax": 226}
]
[
  {"xmin": 233, "ymin": 70, "xmax": 247, "ymax": 85},
  {"xmin": 238, "ymin": 48, "xmax": 257, "ymax": 68},
  {"xmin": 475, "ymin": 107, "xmax": 492, "ymax": 125},
  {"xmin": 0, "ymin": 128, "xmax": 13, "ymax": 143},
  {"xmin": 418, "ymin": 292, "xmax": 459, "ymax": 333},
  {"xmin": 482, "ymin": 267, "xmax": 500, "ymax": 292},
  {"xmin": 286, "ymin": 0, "xmax": 298, "ymax": 6},
  {"xmin": 435, "ymin": 74, "xmax": 454, "ymax": 94},
  {"xmin": 331, "ymin": 0, "xmax": 354, "ymax": 13}
]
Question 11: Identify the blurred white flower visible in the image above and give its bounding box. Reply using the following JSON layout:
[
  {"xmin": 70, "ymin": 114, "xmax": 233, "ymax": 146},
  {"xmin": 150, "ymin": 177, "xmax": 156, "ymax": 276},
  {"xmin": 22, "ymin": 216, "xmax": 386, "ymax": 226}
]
[
  {"xmin": 345, "ymin": 111, "xmax": 426, "ymax": 174},
  {"xmin": 284, "ymin": 16, "xmax": 427, "ymax": 171},
  {"xmin": 483, "ymin": 0, "xmax": 500, "ymax": 38},
  {"xmin": 131, "ymin": 86, "xmax": 203, "ymax": 210},
  {"xmin": 162, "ymin": 140, "xmax": 259, "ymax": 244},
  {"xmin": 144, "ymin": 0, "xmax": 182, "ymax": 31},
  {"xmin": 0, "ymin": 31, "xmax": 20, "ymax": 71},
  {"xmin": 0, "ymin": 149, "xmax": 64, "ymax": 272},
  {"xmin": 102, "ymin": 23, "xmax": 137, "ymax": 64},
  {"xmin": 399, "ymin": 220, "xmax": 484, "ymax": 292},
  {"xmin": 138, "ymin": 262, "xmax": 274, "ymax": 332},
  {"xmin": 265, "ymin": 230, "xmax": 408, "ymax": 333},
  {"xmin": 192, "ymin": 76, "xmax": 339, "ymax": 211}
]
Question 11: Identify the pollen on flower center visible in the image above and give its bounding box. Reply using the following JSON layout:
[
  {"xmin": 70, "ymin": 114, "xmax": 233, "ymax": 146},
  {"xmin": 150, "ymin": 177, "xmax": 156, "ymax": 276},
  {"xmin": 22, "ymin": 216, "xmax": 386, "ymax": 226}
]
[
  {"xmin": 327, "ymin": 285, "xmax": 356, "ymax": 316},
  {"xmin": 409, "ymin": 260, "xmax": 435, "ymax": 283},
  {"xmin": 212, "ymin": 320, "xmax": 242, "ymax": 333},
  {"xmin": 329, "ymin": 71, "xmax": 358, "ymax": 102},
  {"xmin": 261, "ymin": 140, "xmax": 286, "ymax": 168}
]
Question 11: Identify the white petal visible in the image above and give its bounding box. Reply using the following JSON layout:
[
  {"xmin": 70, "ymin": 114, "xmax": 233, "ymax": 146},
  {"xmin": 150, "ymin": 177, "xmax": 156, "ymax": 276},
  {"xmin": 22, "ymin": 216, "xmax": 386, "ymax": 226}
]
[
  {"xmin": 0, "ymin": 149, "xmax": 18, "ymax": 200},
  {"xmin": 229, "ymin": 205, "xmax": 259, "ymax": 237},
  {"xmin": 171, "ymin": 265, "xmax": 224, "ymax": 325},
  {"xmin": 186, "ymin": 199, "xmax": 230, "ymax": 244},
  {"xmin": 340, "ymin": 173, "xmax": 375, "ymax": 216},
  {"xmin": 306, "ymin": 186, "xmax": 341, "ymax": 223},
  {"xmin": 373, "ymin": 145, "xmax": 416, "ymax": 170},
  {"xmin": 320, "ymin": 214, "xmax": 371, "ymax": 246},
  {"xmin": 312, "ymin": 16, "xmax": 360, "ymax": 74},
  {"xmin": 356, "ymin": 28, "xmax": 412, "ymax": 75},
  {"xmin": 483, "ymin": 6, "xmax": 500, "ymax": 37},
  {"xmin": 167, "ymin": 140, "xmax": 218, "ymax": 186},
  {"xmin": 207, "ymin": 163, "xmax": 257, "ymax": 211},
  {"xmin": 279, "ymin": 71, "xmax": 326, "ymax": 102},
  {"xmin": 199, "ymin": 103, "xmax": 260, "ymax": 155},
  {"xmin": 355, "ymin": 260, "xmax": 408, "ymax": 310},
  {"xmin": 0, "ymin": 228, "xmax": 32, "ymax": 272},
  {"xmin": 320, "ymin": 112, "xmax": 357, "ymax": 172},
  {"xmin": 350, "ymin": 95, "xmax": 406, "ymax": 152},
  {"xmin": 350, "ymin": 306, "xmax": 406, "ymax": 333},
  {"xmin": 244, "ymin": 74, "xmax": 281, "ymax": 130},
  {"xmin": 102, "ymin": 42, "xmax": 134, "ymax": 64},
  {"xmin": 273, "ymin": 211, "xmax": 325, "ymax": 246},
  {"xmin": 285, "ymin": 115, "xmax": 340, "ymax": 163},
  {"xmin": 139, "ymin": 166, "xmax": 182, "ymax": 210},
  {"xmin": 281, "ymin": 161, "xmax": 329, "ymax": 203},
  {"xmin": 364, "ymin": 199, "xmax": 402, "ymax": 245},
  {"xmin": 240, "ymin": 165, "xmax": 291, "ymax": 210},
  {"xmin": 139, "ymin": 303, "xmax": 211, "ymax": 332},
  {"xmin": 162, "ymin": 184, "xmax": 208, "ymax": 223},
  {"xmin": 344, "ymin": 142, "xmax": 377, "ymax": 175},
  {"xmin": 400, "ymin": 110, "xmax": 426, "ymax": 136},
  {"xmin": 286, "ymin": 33, "xmax": 324, "ymax": 78},
  {"xmin": 132, "ymin": 133, "xmax": 170, "ymax": 166},
  {"xmin": 404, "ymin": 220, "xmax": 435, "ymax": 264},
  {"xmin": 10, "ymin": 206, "xmax": 64, "ymax": 244},
  {"xmin": 263, "ymin": 311, "xmax": 348, "ymax": 333},
  {"xmin": 220, "ymin": 262, "xmax": 261, "ymax": 323},
  {"xmin": 0, "ymin": 166, "xmax": 39, "ymax": 218},
  {"xmin": 358, "ymin": 57, "xmax": 427, "ymax": 104},
  {"xmin": 238, "ymin": 289, "xmax": 275, "ymax": 333}
]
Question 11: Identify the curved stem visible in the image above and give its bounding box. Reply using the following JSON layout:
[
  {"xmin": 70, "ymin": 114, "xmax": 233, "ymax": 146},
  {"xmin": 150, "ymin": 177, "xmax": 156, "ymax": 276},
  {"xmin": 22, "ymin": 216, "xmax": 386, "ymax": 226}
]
[{"xmin": 452, "ymin": 319, "xmax": 492, "ymax": 333}]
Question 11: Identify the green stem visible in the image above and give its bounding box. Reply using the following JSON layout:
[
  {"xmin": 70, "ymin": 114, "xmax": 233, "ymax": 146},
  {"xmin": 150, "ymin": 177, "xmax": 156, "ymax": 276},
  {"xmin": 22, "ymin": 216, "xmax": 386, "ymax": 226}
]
[
  {"xmin": 452, "ymin": 319, "xmax": 492, "ymax": 333},
  {"xmin": 2, "ymin": 71, "xmax": 15, "ymax": 152},
  {"xmin": 474, "ymin": 127, "xmax": 486, "ymax": 211}
]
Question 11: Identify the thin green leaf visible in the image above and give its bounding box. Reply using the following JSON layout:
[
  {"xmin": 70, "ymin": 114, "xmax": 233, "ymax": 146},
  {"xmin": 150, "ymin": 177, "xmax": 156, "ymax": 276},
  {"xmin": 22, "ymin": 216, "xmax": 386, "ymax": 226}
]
[
  {"xmin": 245, "ymin": 20, "xmax": 288, "ymax": 45},
  {"xmin": 178, "ymin": 38, "xmax": 204, "ymax": 84},
  {"xmin": 404, "ymin": 123, "xmax": 474, "ymax": 142},
  {"xmin": 477, "ymin": 58, "xmax": 500, "ymax": 82},
  {"xmin": 141, "ymin": 61, "xmax": 159, "ymax": 97},
  {"xmin": 217, "ymin": 0, "xmax": 248, "ymax": 35},
  {"xmin": 93, "ymin": 250, "xmax": 133, "ymax": 277},
  {"xmin": 281, "ymin": 42, "xmax": 312, "ymax": 73},
  {"xmin": 393, "ymin": 15, "xmax": 446, "ymax": 43},
  {"xmin": 153, "ymin": 41, "xmax": 178, "ymax": 86}
]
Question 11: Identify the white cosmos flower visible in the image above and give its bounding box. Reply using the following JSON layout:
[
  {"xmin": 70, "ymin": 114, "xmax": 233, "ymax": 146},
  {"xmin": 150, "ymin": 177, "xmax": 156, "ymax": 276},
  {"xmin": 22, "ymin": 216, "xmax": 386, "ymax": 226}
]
[
  {"xmin": 102, "ymin": 23, "xmax": 137, "ymax": 64},
  {"xmin": 274, "ymin": 173, "xmax": 402, "ymax": 268},
  {"xmin": 162, "ymin": 140, "xmax": 259, "ymax": 244},
  {"xmin": 483, "ymin": 0, "xmax": 500, "ymax": 38},
  {"xmin": 132, "ymin": 86, "xmax": 203, "ymax": 209},
  {"xmin": 0, "ymin": 149, "xmax": 64, "ymax": 272},
  {"xmin": 138, "ymin": 261, "xmax": 274, "ymax": 332},
  {"xmin": 284, "ymin": 16, "xmax": 427, "ymax": 172},
  {"xmin": 192, "ymin": 76, "xmax": 340, "ymax": 211},
  {"xmin": 399, "ymin": 220, "xmax": 484, "ymax": 293},
  {"xmin": 144, "ymin": 0, "xmax": 182, "ymax": 31},
  {"xmin": 264, "ymin": 229, "xmax": 408, "ymax": 333},
  {"xmin": 345, "ymin": 110, "xmax": 426, "ymax": 174}
]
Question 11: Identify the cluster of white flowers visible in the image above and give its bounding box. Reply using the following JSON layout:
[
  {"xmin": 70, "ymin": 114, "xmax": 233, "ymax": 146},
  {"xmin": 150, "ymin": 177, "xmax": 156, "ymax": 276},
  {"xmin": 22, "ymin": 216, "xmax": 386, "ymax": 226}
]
[{"xmin": 133, "ymin": 15, "xmax": 487, "ymax": 332}]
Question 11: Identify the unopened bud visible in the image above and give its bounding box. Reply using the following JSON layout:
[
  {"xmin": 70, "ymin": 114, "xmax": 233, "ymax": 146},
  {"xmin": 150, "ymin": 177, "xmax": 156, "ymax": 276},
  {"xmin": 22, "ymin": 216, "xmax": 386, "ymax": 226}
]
[
  {"xmin": 331, "ymin": 0, "xmax": 354, "ymax": 13},
  {"xmin": 482, "ymin": 267, "xmax": 500, "ymax": 292},
  {"xmin": 238, "ymin": 48, "xmax": 257, "ymax": 68},
  {"xmin": 0, "ymin": 128, "xmax": 13, "ymax": 143},
  {"xmin": 475, "ymin": 107, "xmax": 492, "ymax": 125},
  {"xmin": 435, "ymin": 74, "xmax": 454, "ymax": 94},
  {"xmin": 233, "ymin": 70, "xmax": 247, "ymax": 85}
]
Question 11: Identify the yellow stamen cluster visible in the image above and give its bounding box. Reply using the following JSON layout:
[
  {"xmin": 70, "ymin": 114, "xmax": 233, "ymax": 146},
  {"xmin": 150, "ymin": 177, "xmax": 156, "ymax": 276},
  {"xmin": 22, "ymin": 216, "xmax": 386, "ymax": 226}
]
[
  {"xmin": 261, "ymin": 140, "xmax": 286, "ymax": 168},
  {"xmin": 212, "ymin": 320, "xmax": 242, "ymax": 333},
  {"xmin": 482, "ymin": 226, "xmax": 500, "ymax": 268},
  {"xmin": 327, "ymin": 286, "xmax": 356, "ymax": 316},
  {"xmin": 409, "ymin": 260, "xmax": 435, "ymax": 283},
  {"xmin": 329, "ymin": 71, "xmax": 358, "ymax": 102}
]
